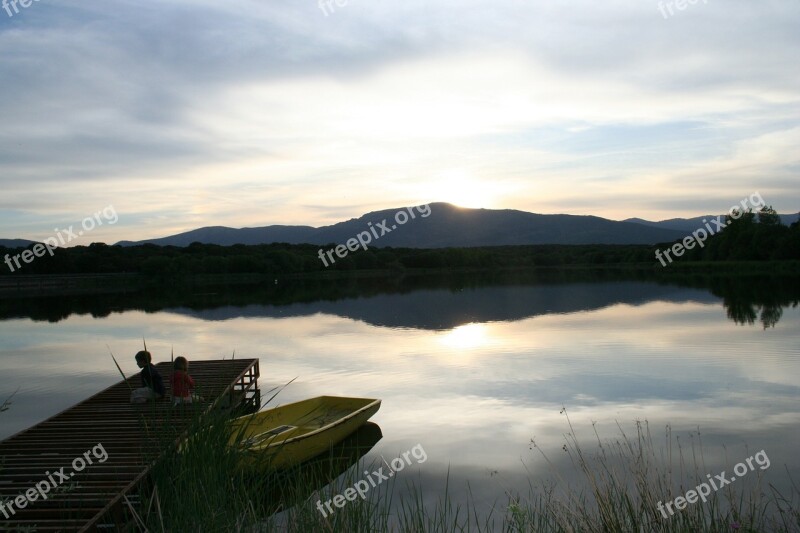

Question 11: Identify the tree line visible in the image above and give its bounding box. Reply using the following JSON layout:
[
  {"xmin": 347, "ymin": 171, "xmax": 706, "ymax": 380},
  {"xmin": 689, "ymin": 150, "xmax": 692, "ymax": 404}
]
[
  {"xmin": 672, "ymin": 207, "xmax": 799, "ymax": 261},
  {"xmin": 1, "ymin": 207, "xmax": 797, "ymax": 278}
]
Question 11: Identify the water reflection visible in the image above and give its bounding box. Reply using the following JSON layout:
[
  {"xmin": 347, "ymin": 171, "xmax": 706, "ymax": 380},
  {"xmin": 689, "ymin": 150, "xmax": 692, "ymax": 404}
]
[
  {"xmin": 2, "ymin": 270, "xmax": 799, "ymax": 329},
  {"xmin": 673, "ymin": 274, "xmax": 799, "ymax": 328},
  {"xmin": 260, "ymin": 422, "xmax": 383, "ymax": 514},
  {"xmin": 0, "ymin": 270, "xmax": 798, "ymax": 524}
]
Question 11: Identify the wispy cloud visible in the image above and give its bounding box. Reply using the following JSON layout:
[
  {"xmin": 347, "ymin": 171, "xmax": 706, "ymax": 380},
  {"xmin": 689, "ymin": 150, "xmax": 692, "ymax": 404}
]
[{"xmin": 1, "ymin": 0, "xmax": 798, "ymax": 242}]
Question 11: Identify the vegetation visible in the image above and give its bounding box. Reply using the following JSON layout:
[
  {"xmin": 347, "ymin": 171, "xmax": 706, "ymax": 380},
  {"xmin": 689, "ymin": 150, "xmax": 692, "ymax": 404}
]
[
  {"xmin": 660, "ymin": 206, "xmax": 800, "ymax": 262},
  {"xmin": 1, "ymin": 264, "xmax": 798, "ymax": 328},
  {"xmin": 514, "ymin": 411, "xmax": 800, "ymax": 533},
  {"xmin": 134, "ymin": 394, "xmax": 387, "ymax": 531},
  {"xmin": 0, "ymin": 390, "xmax": 14, "ymax": 413},
  {"xmin": 135, "ymin": 408, "xmax": 799, "ymax": 532},
  {"xmin": 0, "ymin": 241, "xmax": 659, "ymax": 278},
  {"xmin": 1, "ymin": 206, "xmax": 796, "ymax": 280}
]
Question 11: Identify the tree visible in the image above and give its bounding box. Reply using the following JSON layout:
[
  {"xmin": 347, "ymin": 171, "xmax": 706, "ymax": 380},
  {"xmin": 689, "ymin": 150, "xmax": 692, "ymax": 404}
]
[{"xmin": 757, "ymin": 206, "xmax": 782, "ymax": 226}]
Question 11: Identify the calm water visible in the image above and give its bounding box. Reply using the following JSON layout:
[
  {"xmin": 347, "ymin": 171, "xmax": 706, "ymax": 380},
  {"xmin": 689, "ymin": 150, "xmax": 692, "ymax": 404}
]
[{"xmin": 1, "ymin": 271, "xmax": 799, "ymax": 522}]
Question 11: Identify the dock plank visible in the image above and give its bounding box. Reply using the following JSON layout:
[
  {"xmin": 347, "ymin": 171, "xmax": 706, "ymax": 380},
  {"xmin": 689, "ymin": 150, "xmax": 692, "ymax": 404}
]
[{"xmin": 0, "ymin": 358, "xmax": 259, "ymax": 532}]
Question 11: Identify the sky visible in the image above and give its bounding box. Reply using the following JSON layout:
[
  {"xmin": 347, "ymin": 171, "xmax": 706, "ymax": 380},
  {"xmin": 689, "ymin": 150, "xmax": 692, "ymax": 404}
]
[{"xmin": 1, "ymin": 0, "xmax": 799, "ymax": 244}]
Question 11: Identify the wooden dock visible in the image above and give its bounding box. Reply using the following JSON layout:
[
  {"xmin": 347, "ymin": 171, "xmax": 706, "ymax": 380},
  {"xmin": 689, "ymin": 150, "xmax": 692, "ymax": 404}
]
[{"xmin": 0, "ymin": 358, "xmax": 260, "ymax": 532}]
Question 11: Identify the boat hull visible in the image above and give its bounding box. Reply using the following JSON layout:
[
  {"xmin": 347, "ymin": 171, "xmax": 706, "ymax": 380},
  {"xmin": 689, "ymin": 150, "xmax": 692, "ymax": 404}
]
[{"xmin": 230, "ymin": 395, "xmax": 381, "ymax": 469}]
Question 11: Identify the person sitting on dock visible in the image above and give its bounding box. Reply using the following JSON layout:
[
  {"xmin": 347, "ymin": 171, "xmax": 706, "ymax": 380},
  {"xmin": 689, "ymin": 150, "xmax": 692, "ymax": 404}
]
[
  {"xmin": 171, "ymin": 356, "xmax": 198, "ymax": 406},
  {"xmin": 130, "ymin": 350, "xmax": 165, "ymax": 403}
]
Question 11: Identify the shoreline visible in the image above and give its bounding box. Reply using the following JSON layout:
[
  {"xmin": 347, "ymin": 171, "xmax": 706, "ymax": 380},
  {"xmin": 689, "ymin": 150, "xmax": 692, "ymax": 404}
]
[{"xmin": 1, "ymin": 260, "xmax": 798, "ymax": 298}]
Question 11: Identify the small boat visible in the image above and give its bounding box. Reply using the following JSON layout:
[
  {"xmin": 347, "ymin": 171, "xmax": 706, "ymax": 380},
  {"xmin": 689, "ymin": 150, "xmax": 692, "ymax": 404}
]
[{"xmin": 229, "ymin": 395, "xmax": 381, "ymax": 469}]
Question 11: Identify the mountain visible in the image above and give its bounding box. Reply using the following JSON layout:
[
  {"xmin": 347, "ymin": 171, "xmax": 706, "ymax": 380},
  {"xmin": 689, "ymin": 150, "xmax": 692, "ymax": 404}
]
[
  {"xmin": 116, "ymin": 203, "xmax": 687, "ymax": 248},
  {"xmin": 116, "ymin": 225, "xmax": 318, "ymax": 247},
  {"xmin": 0, "ymin": 239, "xmax": 36, "ymax": 248},
  {"xmin": 624, "ymin": 213, "xmax": 799, "ymax": 232}
]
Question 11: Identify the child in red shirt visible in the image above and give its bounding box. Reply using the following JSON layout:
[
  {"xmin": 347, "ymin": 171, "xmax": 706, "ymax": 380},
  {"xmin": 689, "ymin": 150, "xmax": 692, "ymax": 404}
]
[{"xmin": 171, "ymin": 356, "xmax": 196, "ymax": 406}]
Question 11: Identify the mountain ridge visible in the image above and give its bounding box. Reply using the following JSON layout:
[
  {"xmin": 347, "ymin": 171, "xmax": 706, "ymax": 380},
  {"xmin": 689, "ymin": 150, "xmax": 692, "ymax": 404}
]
[
  {"xmin": 4, "ymin": 203, "xmax": 796, "ymax": 250},
  {"xmin": 624, "ymin": 214, "xmax": 798, "ymax": 232},
  {"xmin": 115, "ymin": 203, "xmax": 688, "ymax": 247},
  {"xmin": 0, "ymin": 239, "xmax": 36, "ymax": 248}
]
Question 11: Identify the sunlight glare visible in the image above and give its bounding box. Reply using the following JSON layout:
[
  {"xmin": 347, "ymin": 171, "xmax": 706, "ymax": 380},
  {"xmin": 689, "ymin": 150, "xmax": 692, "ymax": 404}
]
[
  {"xmin": 428, "ymin": 169, "xmax": 497, "ymax": 208},
  {"xmin": 439, "ymin": 323, "xmax": 490, "ymax": 350}
]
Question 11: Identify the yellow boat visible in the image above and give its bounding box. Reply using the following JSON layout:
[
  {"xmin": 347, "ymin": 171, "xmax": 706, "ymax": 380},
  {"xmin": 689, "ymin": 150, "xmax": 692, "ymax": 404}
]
[{"xmin": 229, "ymin": 395, "xmax": 381, "ymax": 469}]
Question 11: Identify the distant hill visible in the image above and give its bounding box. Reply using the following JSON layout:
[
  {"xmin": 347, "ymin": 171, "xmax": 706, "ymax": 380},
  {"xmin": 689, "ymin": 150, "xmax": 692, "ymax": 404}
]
[
  {"xmin": 625, "ymin": 213, "xmax": 798, "ymax": 232},
  {"xmin": 0, "ymin": 239, "xmax": 36, "ymax": 248},
  {"xmin": 116, "ymin": 225, "xmax": 319, "ymax": 247},
  {"xmin": 116, "ymin": 203, "xmax": 687, "ymax": 247}
]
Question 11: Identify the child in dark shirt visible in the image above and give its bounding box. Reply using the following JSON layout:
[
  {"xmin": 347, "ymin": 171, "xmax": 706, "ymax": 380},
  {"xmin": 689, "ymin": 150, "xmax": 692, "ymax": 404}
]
[{"xmin": 130, "ymin": 350, "xmax": 165, "ymax": 403}]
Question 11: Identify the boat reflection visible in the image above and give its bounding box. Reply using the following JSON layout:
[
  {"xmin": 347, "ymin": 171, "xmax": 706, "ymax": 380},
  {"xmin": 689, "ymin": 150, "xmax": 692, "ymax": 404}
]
[{"xmin": 255, "ymin": 422, "xmax": 383, "ymax": 513}]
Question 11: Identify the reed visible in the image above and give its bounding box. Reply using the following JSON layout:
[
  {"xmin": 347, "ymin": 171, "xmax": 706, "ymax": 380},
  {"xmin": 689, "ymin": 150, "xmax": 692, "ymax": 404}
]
[
  {"xmin": 135, "ymin": 406, "xmax": 799, "ymax": 532},
  {"xmin": 507, "ymin": 410, "xmax": 800, "ymax": 532},
  {"xmin": 0, "ymin": 389, "xmax": 16, "ymax": 413}
]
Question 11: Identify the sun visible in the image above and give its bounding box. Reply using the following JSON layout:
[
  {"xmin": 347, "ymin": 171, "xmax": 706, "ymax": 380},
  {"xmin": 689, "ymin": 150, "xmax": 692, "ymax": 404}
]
[{"xmin": 428, "ymin": 169, "xmax": 497, "ymax": 208}]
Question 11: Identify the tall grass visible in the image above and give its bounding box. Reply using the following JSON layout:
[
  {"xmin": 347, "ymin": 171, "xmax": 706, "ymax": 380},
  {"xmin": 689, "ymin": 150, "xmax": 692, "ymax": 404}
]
[
  {"xmin": 137, "ymin": 406, "xmax": 394, "ymax": 532},
  {"xmin": 133, "ymin": 407, "xmax": 800, "ymax": 533},
  {"xmin": 0, "ymin": 391, "xmax": 13, "ymax": 413},
  {"xmin": 138, "ymin": 407, "xmax": 269, "ymax": 531},
  {"xmin": 508, "ymin": 410, "xmax": 800, "ymax": 532}
]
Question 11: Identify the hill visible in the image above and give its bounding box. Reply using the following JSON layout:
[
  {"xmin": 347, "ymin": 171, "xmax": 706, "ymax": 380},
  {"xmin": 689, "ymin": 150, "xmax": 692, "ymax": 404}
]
[
  {"xmin": 116, "ymin": 203, "xmax": 687, "ymax": 247},
  {"xmin": 0, "ymin": 239, "xmax": 36, "ymax": 248},
  {"xmin": 624, "ymin": 214, "xmax": 798, "ymax": 232}
]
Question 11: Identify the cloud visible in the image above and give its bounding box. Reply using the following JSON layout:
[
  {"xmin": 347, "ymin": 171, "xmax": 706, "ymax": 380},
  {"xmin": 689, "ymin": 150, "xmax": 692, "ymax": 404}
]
[{"xmin": 0, "ymin": 0, "xmax": 798, "ymax": 240}]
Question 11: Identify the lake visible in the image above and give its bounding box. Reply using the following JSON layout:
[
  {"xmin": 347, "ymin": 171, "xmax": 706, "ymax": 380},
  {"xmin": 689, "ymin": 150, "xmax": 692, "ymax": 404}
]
[{"xmin": 1, "ymin": 269, "xmax": 799, "ymax": 526}]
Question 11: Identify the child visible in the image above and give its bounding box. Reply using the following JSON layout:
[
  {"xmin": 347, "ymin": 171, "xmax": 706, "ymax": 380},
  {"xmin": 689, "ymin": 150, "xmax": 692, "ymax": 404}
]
[
  {"xmin": 130, "ymin": 350, "xmax": 165, "ymax": 403},
  {"xmin": 171, "ymin": 356, "xmax": 197, "ymax": 406}
]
